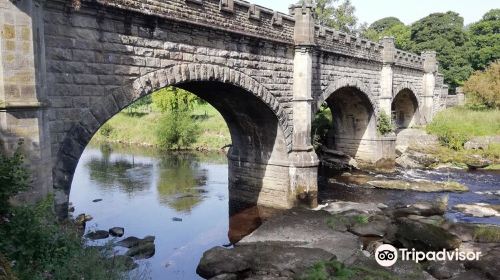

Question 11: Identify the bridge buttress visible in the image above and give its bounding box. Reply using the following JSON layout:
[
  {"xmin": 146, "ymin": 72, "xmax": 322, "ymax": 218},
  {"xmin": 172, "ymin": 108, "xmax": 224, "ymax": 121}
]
[
  {"xmin": 0, "ymin": 0, "xmax": 53, "ymax": 205},
  {"xmin": 422, "ymin": 51, "xmax": 439, "ymax": 124},
  {"xmin": 379, "ymin": 37, "xmax": 395, "ymax": 117},
  {"xmin": 288, "ymin": 1, "xmax": 319, "ymax": 207}
]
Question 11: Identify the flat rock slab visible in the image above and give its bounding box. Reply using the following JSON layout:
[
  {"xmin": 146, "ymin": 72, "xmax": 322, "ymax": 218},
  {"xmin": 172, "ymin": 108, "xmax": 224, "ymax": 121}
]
[
  {"xmin": 197, "ymin": 245, "xmax": 334, "ymax": 279},
  {"xmin": 367, "ymin": 179, "xmax": 468, "ymax": 192},
  {"xmin": 321, "ymin": 201, "xmax": 383, "ymax": 215},
  {"xmin": 454, "ymin": 203, "xmax": 500, "ymax": 217},
  {"xmin": 238, "ymin": 208, "xmax": 361, "ymax": 261}
]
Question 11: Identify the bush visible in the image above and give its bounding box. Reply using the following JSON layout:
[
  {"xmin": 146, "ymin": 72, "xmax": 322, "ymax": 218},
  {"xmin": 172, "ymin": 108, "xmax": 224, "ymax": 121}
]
[
  {"xmin": 311, "ymin": 104, "xmax": 332, "ymax": 149},
  {"xmin": 377, "ymin": 110, "xmax": 394, "ymax": 135},
  {"xmin": 463, "ymin": 61, "xmax": 500, "ymax": 110},
  {"xmin": 0, "ymin": 145, "xmax": 29, "ymax": 214},
  {"xmin": 0, "ymin": 197, "xmax": 137, "ymax": 280},
  {"xmin": 99, "ymin": 123, "xmax": 114, "ymax": 138},
  {"xmin": 156, "ymin": 110, "xmax": 201, "ymax": 150}
]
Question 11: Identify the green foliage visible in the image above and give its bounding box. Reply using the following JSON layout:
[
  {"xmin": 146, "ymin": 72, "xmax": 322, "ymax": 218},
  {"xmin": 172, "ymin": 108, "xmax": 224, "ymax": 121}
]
[
  {"xmin": 156, "ymin": 110, "xmax": 201, "ymax": 150},
  {"xmin": 354, "ymin": 215, "xmax": 369, "ymax": 225},
  {"xmin": 300, "ymin": 259, "xmax": 398, "ymax": 280},
  {"xmin": 0, "ymin": 146, "xmax": 29, "ymax": 214},
  {"xmin": 466, "ymin": 9, "xmax": 500, "ymax": 71},
  {"xmin": 311, "ymin": 104, "xmax": 332, "ymax": 149},
  {"xmin": 463, "ymin": 61, "xmax": 500, "ymax": 110},
  {"xmin": 369, "ymin": 17, "xmax": 403, "ymax": 33},
  {"xmin": 127, "ymin": 95, "xmax": 152, "ymax": 114},
  {"xmin": 410, "ymin": 12, "xmax": 472, "ymax": 88},
  {"xmin": 299, "ymin": 0, "xmax": 358, "ymax": 33},
  {"xmin": 99, "ymin": 123, "xmax": 114, "ymax": 138},
  {"xmin": 152, "ymin": 87, "xmax": 198, "ymax": 113},
  {"xmin": 426, "ymin": 107, "xmax": 500, "ymax": 150},
  {"xmin": 363, "ymin": 22, "xmax": 414, "ymax": 51},
  {"xmin": 377, "ymin": 110, "xmax": 394, "ymax": 135},
  {"xmin": 0, "ymin": 197, "xmax": 137, "ymax": 280}
]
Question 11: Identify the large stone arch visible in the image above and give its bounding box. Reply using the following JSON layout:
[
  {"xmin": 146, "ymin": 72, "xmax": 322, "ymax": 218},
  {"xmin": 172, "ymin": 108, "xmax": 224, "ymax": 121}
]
[
  {"xmin": 316, "ymin": 77, "xmax": 378, "ymax": 114},
  {"xmin": 392, "ymin": 83, "xmax": 421, "ymax": 129},
  {"xmin": 52, "ymin": 63, "xmax": 293, "ymax": 216}
]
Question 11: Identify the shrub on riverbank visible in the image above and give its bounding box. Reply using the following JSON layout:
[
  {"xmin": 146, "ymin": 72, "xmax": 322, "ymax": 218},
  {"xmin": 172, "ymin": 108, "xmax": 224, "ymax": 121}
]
[
  {"xmin": 0, "ymin": 151, "xmax": 145, "ymax": 280},
  {"xmin": 463, "ymin": 61, "xmax": 500, "ymax": 110},
  {"xmin": 426, "ymin": 107, "xmax": 500, "ymax": 150}
]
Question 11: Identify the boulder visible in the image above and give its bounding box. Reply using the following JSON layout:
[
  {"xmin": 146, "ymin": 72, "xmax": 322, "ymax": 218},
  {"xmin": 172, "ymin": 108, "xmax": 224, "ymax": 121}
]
[
  {"xmin": 396, "ymin": 217, "xmax": 462, "ymax": 251},
  {"xmin": 422, "ymin": 261, "xmax": 465, "ymax": 280},
  {"xmin": 395, "ymin": 154, "xmax": 424, "ymax": 169},
  {"xmin": 116, "ymin": 236, "xmax": 141, "ymax": 248},
  {"xmin": 349, "ymin": 216, "xmax": 391, "ymax": 237},
  {"xmin": 116, "ymin": 235, "xmax": 155, "ymax": 248},
  {"xmin": 464, "ymin": 136, "xmax": 500, "ymax": 150},
  {"xmin": 85, "ymin": 230, "xmax": 110, "ymax": 240},
  {"xmin": 453, "ymin": 203, "xmax": 500, "ymax": 218},
  {"xmin": 111, "ymin": 255, "xmax": 138, "ymax": 271},
  {"xmin": 392, "ymin": 200, "xmax": 447, "ymax": 217},
  {"xmin": 239, "ymin": 208, "xmax": 361, "ymax": 262},
  {"xmin": 464, "ymin": 155, "xmax": 492, "ymax": 169},
  {"xmin": 109, "ymin": 227, "xmax": 124, "ymax": 237},
  {"xmin": 126, "ymin": 242, "xmax": 155, "ymax": 259},
  {"xmin": 322, "ymin": 201, "xmax": 382, "ymax": 215},
  {"xmin": 465, "ymin": 247, "xmax": 500, "ymax": 280},
  {"xmin": 196, "ymin": 245, "xmax": 334, "ymax": 279}
]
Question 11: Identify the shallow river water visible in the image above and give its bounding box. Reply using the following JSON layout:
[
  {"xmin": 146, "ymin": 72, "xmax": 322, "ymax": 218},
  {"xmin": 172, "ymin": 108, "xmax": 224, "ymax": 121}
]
[{"xmin": 70, "ymin": 144, "xmax": 499, "ymax": 279}]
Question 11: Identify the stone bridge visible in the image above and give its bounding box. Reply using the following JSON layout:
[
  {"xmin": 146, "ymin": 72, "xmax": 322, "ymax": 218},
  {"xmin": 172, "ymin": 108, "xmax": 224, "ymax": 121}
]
[{"xmin": 0, "ymin": 0, "xmax": 449, "ymax": 217}]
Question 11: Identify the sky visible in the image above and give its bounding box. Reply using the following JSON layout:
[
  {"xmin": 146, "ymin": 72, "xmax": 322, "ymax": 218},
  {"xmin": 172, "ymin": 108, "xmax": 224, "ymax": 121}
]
[{"xmin": 250, "ymin": 0, "xmax": 499, "ymax": 26}]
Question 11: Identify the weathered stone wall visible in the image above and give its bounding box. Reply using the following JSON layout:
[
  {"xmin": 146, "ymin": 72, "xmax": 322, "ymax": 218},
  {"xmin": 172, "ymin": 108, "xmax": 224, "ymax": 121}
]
[
  {"xmin": 44, "ymin": 0, "xmax": 295, "ymax": 155},
  {"xmin": 93, "ymin": 0, "xmax": 295, "ymax": 44}
]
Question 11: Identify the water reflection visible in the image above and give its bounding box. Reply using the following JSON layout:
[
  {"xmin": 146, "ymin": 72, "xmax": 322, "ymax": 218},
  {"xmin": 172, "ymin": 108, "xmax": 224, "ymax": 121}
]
[
  {"xmin": 70, "ymin": 144, "xmax": 272, "ymax": 280},
  {"xmin": 86, "ymin": 145, "xmax": 153, "ymax": 194},
  {"xmin": 157, "ymin": 153, "xmax": 208, "ymax": 213}
]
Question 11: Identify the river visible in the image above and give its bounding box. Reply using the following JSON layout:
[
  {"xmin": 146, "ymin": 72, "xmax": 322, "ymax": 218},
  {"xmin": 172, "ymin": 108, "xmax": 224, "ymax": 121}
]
[{"xmin": 70, "ymin": 144, "xmax": 499, "ymax": 279}]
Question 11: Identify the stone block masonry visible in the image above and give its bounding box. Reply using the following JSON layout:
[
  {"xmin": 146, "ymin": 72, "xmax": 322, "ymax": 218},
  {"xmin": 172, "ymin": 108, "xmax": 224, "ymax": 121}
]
[{"xmin": 0, "ymin": 0, "xmax": 450, "ymax": 217}]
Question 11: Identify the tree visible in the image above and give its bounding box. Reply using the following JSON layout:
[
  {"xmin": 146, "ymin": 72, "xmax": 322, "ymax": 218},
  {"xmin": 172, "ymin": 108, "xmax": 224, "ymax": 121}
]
[
  {"xmin": 369, "ymin": 17, "xmax": 403, "ymax": 33},
  {"xmin": 152, "ymin": 87, "xmax": 201, "ymax": 149},
  {"xmin": 463, "ymin": 60, "xmax": 500, "ymax": 110},
  {"xmin": 410, "ymin": 12, "xmax": 472, "ymax": 89},
  {"xmin": 299, "ymin": 0, "xmax": 357, "ymax": 33},
  {"xmin": 466, "ymin": 9, "xmax": 500, "ymax": 71},
  {"xmin": 362, "ymin": 20, "xmax": 414, "ymax": 51},
  {"xmin": 152, "ymin": 86, "xmax": 198, "ymax": 113}
]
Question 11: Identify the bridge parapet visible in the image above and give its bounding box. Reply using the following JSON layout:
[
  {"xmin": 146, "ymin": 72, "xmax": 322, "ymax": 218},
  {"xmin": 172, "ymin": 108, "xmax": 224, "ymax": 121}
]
[
  {"xmin": 394, "ymin": 49, "xmax": 424, "ymax": 70},
  {"xmin": 93, "ymin": 0, "xmax": 295, "ymax": 44},
  {"xmin": 315, "ymin": 25, "xmax": 383, "ymax": 61}
]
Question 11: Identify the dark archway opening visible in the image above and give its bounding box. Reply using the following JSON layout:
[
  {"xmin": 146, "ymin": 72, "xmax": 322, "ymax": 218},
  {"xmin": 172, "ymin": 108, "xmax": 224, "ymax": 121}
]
[{"xmin": 391, "ymin": 89, "xmax": 419, "ymax": 131}]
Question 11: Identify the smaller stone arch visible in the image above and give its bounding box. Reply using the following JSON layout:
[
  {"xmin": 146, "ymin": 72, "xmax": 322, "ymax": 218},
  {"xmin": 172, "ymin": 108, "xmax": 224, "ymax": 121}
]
[
  {"xmin": 316, "ymin": 77, "xmax": 377, "ymax": 113},
  {"xmin": 392, "ymin": 82, "xmax": 421, "ymax": 129},
  {"xmin": 393, "ymin": 82, "xmax": 421, "ymax": 108}
]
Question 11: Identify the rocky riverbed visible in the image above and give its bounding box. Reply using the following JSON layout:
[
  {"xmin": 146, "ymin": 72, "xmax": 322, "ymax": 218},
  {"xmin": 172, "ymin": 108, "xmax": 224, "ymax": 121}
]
[{"xmin": 197, "ymin": 201, "xmax": 500, "ymax": 280}]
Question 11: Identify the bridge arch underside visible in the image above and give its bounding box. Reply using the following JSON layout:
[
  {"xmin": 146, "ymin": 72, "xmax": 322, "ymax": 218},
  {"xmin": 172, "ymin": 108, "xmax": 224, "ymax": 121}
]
[
  {"xmin": 323, "ymin": 87, "xmax": 378, "ymax": 164},
  {"xmin": 391, "ymin": 89, "xmax": 419, "ymax": 130},
  {"xmin": 53, "ymin": 79, "xmax": 293, "ymax": 218}
]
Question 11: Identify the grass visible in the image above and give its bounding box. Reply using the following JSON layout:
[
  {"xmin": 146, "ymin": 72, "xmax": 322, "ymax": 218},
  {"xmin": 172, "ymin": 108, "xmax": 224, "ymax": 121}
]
[
  {"xmin": 473, "ymin": 225, "xmax": 500, "ymax": 243},
  {"xmin": 300, "ymin": 259, "xmax": 398, "ymax": 280},
  {"xmin": 424, "ymin": 107, "xmax": 500, "ymax": 164},
  {"xmin": 426, "ymin": 107, "xmax": 500, "ymax": 150},
  {"xmin": 91, "ymin": 103, "xmax": 230, "ymax": 150}
]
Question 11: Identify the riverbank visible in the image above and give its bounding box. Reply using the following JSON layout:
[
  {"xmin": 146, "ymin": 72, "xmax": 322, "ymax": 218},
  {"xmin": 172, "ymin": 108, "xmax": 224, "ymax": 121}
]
[
  {"xmin": 198, "ymin": 201, "xmax": 500, "ymax": 279},
  {"xmin": 91, "ymin": 103, "xmax": 231, "ymax": 151}
]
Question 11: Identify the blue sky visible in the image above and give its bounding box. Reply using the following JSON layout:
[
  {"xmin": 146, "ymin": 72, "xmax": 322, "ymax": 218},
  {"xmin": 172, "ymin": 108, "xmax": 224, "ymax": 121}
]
[{"xmin": 250, "ymin": 0, "xmax": 498, "ymax": 25}]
